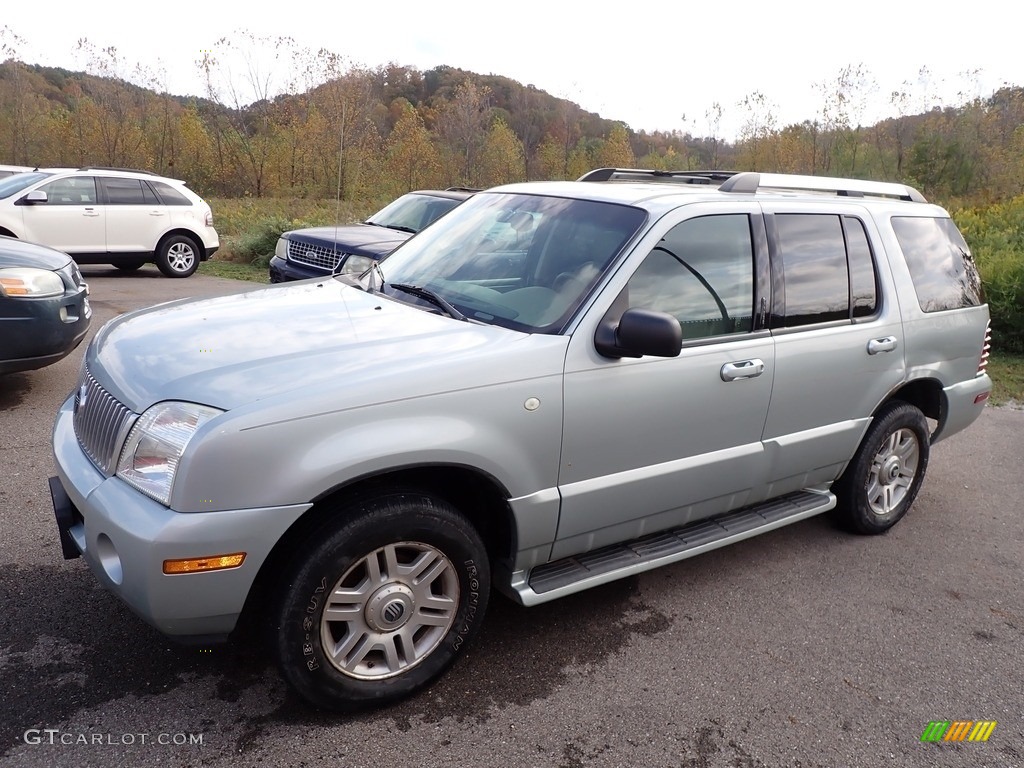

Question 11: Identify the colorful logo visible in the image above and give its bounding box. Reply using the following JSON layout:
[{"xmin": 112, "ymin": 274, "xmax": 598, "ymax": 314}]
[{"xmin": 920, "ymin": 721, "xmax": 997, "ymax": 742}]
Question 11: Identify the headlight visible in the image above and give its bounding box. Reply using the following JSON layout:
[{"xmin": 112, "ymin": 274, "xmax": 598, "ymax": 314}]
[
  {"xmin": 116, "ymin": 401, "xmax": 223, "ymax": 505},
  {"xmin": 341, "ymin": 255, "xmax": 374, "ymax": 275},
  {"xmin": 275, "ymin": 237, "xmax": 289, "ymax": 261},
  {"xmin": 0, "ymin": 267, "xmax": 64, "ymax": 298}
]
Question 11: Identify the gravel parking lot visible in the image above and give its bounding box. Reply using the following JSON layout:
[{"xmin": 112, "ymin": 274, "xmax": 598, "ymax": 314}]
[{"xmin": 1, "ymin": 266, "xmax": 1022, "ymax": 767}]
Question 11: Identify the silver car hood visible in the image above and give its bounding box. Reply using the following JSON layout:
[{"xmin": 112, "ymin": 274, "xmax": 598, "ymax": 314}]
[{"xmin": 86, "ymin": 280, "xmax": 552, "ymax": 412}]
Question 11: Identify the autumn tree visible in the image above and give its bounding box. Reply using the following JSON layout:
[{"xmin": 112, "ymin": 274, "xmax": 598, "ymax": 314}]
[
  {"xmin": 478, "ymin": 117, "xmax": 526, "ymax": 187},
  {"xmin": 595, "ymin": 123, "xmax": 635, "ymax": 169},
  {"xmin": 437, "ymin": 80, "xmax": 491, "ymax": 185},
  {"xmin": 382, "ymin": 100, "xmax": 442, "ymax": 194}
]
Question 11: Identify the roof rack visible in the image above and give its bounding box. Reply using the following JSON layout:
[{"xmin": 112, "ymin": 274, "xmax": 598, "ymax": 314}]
[
  {"xmin": 578, "ymin": 168, "xmax": 740, "ymax": 184},
  {"xmin": 719, "ymin": 172, "xmax": 927, "ymax": 203},
  {"xmin": 77, "ymin": 166, "xmax": 158, "ymax": 176},
  {"xmin": 444, "ymin": 186, "xmax": 482, "ymax": 193}
]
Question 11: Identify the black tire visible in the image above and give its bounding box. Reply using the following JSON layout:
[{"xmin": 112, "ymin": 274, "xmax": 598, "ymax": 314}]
[
  {"xmin": 113, "ymin": 260, "xmax": 146, "ymax": 273},
  {"xmin": 156, "ymin": 235, "xmax": 200, "ymax": 278},
  {"xmin": 274, "ymin": 491, "xmax": 490, "ymax": 711},
  {"xmin": 834, "ymin": 401, "xmax": 930, "ymax": 535}
]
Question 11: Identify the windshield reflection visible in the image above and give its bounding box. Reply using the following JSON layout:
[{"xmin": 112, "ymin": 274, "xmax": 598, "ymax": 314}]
[{"xmin": 372, "ymin": 192, "xmax": 646, "ymax": 333}]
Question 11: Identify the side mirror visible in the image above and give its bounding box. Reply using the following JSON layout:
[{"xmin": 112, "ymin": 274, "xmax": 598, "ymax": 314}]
[
  {"xmin": 595, "ymin": 308, "xmax": 682, "ymax": 359},
  {"xmin": 18, "ymin": 190, "xmax": 48, "ymax": 205}
]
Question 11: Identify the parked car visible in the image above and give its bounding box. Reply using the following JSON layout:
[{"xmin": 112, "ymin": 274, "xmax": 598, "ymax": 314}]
[
  {"xmin": 0, "ymin": 164, "xmax": 35, "ymax": 179},
  {"xmin": 50, "ymin": 169, "xmax": 991, "ymax": 711},
  {"xmin": 0, "ymin": 167, "xmax": 219, "ymax": 278},
  {"xmin": 1, "ymin": 236, "xmax": 90, "ymax": 374},
  {"xmin": 269, "ymin": 188, "xmax": 475, "ymax": 282}
]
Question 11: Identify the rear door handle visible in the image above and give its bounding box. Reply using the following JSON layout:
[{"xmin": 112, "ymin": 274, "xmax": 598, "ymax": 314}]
[
  {"xmin": 867, "ymin": 336, "xmax": 898, "ymax": 354},
  {"xmin": 82, "ymin": 208, "xmax": 99, "ymax": 217},
  {"xmin": 721, "ymin": 359, "xmax": 765, "ymax": 381}
]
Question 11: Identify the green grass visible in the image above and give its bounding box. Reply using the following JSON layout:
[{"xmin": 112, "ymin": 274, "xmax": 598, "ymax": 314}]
[
  {"xmin": 987, "ymin": 351, "xmax": 1024, "ymax": 406},
  {"xmin": 198, "ymin": 260, "xmax": 269, "ymax": 283}
]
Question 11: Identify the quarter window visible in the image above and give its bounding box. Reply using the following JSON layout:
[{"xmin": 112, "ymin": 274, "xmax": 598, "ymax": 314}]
[
  {"xmin": 891, "ymin": 216, "xmax": 984, "ymax": 312},
  {"xmin": 626, "ymin": 214, "xmax": 754, "ymax": 339},
  {"xmin": 150, "ymin": 180, "xmax": 193, "ymax": 206}
]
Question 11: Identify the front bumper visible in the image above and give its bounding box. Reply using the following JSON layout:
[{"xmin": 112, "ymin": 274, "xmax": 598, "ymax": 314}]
[
  {"xmin": 268, "ymin": 255, "xmax": 330, "ymax": 283},
  {"xmin": 0, "ymin": 285, "xmax": 90, "ymax": 374},
  {"xmin": 51, "ymin": 394, "xmax": 311, "ymax": 638}
]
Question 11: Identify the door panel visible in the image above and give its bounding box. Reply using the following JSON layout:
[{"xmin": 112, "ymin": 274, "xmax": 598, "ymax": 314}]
[
  {"xmin": 99, "ymin": 177, "xmax": 165, "ymax": 253},
  {"xmin": 21, "ymin": 177, "xmax": 104, "ymax": 253},
  {"xmin": 556, "ymin": 207, "xmax": 773, "ymax": 560},
  {"xmin": 760, "ymin": 206, "xmax": 905, "ymax": 495}
]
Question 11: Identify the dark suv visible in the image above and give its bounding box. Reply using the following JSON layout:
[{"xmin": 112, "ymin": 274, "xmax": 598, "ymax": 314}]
[{"xmin": 269, "ymin": 188, "xmax": 475, "ymax": 282}]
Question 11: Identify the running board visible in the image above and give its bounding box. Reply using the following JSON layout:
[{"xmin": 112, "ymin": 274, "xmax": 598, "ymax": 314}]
[{"xmin": 509, "ymin": 490, "xmax": 835, "ymax": 606}]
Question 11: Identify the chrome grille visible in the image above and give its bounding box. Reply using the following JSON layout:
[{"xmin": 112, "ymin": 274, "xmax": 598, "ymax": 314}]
[
  {"xmin": 73, "ymin": 369, "xmax": 136, "ymax": 475},
  {"xmin": 287, "ymin": 240, "xmax": 346, "ymax": 271}
]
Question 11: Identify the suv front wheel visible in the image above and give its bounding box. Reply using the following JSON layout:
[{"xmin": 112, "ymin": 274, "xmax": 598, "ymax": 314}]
[
  {"xmin": 274, "ymin": 491, "xmax": 490, "ymax": 711},
  {"xmin": 156, "ymin": 235, "xmax": 200, "ymax": 278},
  {"xmin": 835, "ymin": 401, "xmax": 930, "ymax": 534}
]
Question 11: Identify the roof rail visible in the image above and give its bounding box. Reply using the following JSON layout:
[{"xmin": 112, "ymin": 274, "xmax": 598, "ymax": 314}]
[
  {"xmin": 77, "ymin": 166, "xmax": 158, "ymax": 176},
  {"xmin": 719, "ymin": 172, "xmax": 927, "ymax": 203},
  {"xmin": 444, "ymin": 186, "xmax": 482, "ymax": 193},
  {"xmin": 578, "ymin": 168, "xmax": 740, "ymax": 184}
]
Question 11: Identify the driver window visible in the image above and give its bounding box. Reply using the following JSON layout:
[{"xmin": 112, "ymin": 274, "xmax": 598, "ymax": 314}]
[
  {"xmin": 39, "ymin": 176, "xmax": 98, "ymax": 205},
  {"xmin": 626, "ymin": 214, "xmax": 754, "ymax": 339}
]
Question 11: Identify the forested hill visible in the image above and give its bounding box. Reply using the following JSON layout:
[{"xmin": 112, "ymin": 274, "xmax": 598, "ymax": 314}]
[{"xmin": 2, "ymin": 55, "xmax": 1024, "ymax": 206}]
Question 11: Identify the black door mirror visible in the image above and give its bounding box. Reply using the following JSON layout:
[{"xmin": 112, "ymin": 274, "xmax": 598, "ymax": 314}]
[{"xmin": 595, "ymin": 308, "xmax": 682, "ymax": 359}]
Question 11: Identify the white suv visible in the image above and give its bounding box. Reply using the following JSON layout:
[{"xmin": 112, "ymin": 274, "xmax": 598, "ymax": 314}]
[{"xmin": 0, "ymin": 167, "xmax": 219, "ymax": 277}]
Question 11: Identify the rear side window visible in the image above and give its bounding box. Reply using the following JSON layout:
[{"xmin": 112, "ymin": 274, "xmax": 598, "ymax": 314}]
[
  {"xmin": 774, "ymin": 213, "xmax": 878, "ymax": 327},
  {"xmin": 101, "ymin": 177, "xmax": 159, "ymax": 205},
  {"xmin": 891, "ymin": 216, "xmax": 984, "ymax": 312}
]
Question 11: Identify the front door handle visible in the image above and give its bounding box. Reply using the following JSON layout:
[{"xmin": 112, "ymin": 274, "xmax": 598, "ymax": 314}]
[
  {"xmin": 721, "ymin": 358, "xmax": 765, "ymax": 381},
  {"xmin": 867, "ymin": 336, "xmax": 898, "ymax": 355}
]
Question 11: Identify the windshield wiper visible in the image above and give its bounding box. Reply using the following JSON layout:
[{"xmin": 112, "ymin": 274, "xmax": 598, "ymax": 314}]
[{"xmin": 390, "ymin": 283, "xmax": 468, "ymax": 321}]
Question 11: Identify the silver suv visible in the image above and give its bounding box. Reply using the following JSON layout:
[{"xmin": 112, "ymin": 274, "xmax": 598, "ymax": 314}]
[
  {"xmin": 0, "ymin": 167, "xmax": 219, "ymax": 277},
  {"xmin": 50, "ymin": 169, "xmax": 992, "ymax": 711}
]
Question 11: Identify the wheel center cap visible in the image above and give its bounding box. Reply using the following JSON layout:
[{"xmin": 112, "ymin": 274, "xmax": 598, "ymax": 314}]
[
  {"xmin": 366, "ymin": 584, "xmax": 415, "ymax": 632},
  {"xmin": 881, "ymin": 455, "xmax": 902, "ymax": 485}
]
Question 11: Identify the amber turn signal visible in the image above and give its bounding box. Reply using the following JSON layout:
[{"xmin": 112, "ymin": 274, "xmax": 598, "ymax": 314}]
[{"xmin": 163, "ymin": 553, "xmax": 246, "ymax": 574}]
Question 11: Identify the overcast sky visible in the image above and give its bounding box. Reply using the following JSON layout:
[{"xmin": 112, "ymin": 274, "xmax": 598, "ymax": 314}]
[{"xmin": 3, "ymin": 0, "xmax": 1020, "ymax": 140}]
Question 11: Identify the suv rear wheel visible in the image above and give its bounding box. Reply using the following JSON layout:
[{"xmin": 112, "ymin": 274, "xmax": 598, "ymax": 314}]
[
  {"xmin": 274, "ymin": 491, "xmax": 489, "ymax": 711},
  {"xmin": 835, "ymin": 401, "xmax": 930, "ymax": 534},
  {"xmin": 156, "ymin": 235, "xmax": 200, "ymax": 278}
]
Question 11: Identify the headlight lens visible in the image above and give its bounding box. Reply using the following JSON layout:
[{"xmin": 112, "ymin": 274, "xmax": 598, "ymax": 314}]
[
  {"xmin": 341, "ymin": 255, "xmax": 373, "ymax": 275},
  {"xmin": 0, "ymin": 267, "xmax": 64, "ymax": 298},
  {"xmin": 275, "ymin": 237, "xmax": 289, "ymax": 261},
  {"xmin": 116, "ymin": 401, "xmax": 222, "ymax": 505}
]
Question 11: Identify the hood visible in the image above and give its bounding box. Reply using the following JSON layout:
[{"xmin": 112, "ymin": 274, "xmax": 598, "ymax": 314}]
[
  {"xmin": 87, "ymin": 279, "xmax": 557, "ymax": 413},
  {"xmin": 0, "ymin": 236, "xmax": 71, "ymax": 270},
  {"xmin": 285, "ymin": 224, "xmax": 409, "ymax": 257}
]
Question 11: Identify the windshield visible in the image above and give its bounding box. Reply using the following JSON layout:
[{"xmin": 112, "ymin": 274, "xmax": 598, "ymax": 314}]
[
  {"xmin": 373, "ymin": 191, "xmax": 647, "ymax": 333},
  {"xmin": 367, "ymin": 193, "xmax": 463, "ymax": 233},
  {"xmin": 0, "ymin": 172, "xmax": 50, "ymax": 199}
]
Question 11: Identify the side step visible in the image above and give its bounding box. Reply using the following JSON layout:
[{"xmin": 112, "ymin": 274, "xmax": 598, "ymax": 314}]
[{"xmin": 510, "ymin": 490, "xmax": 835, "ymax": 606}]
